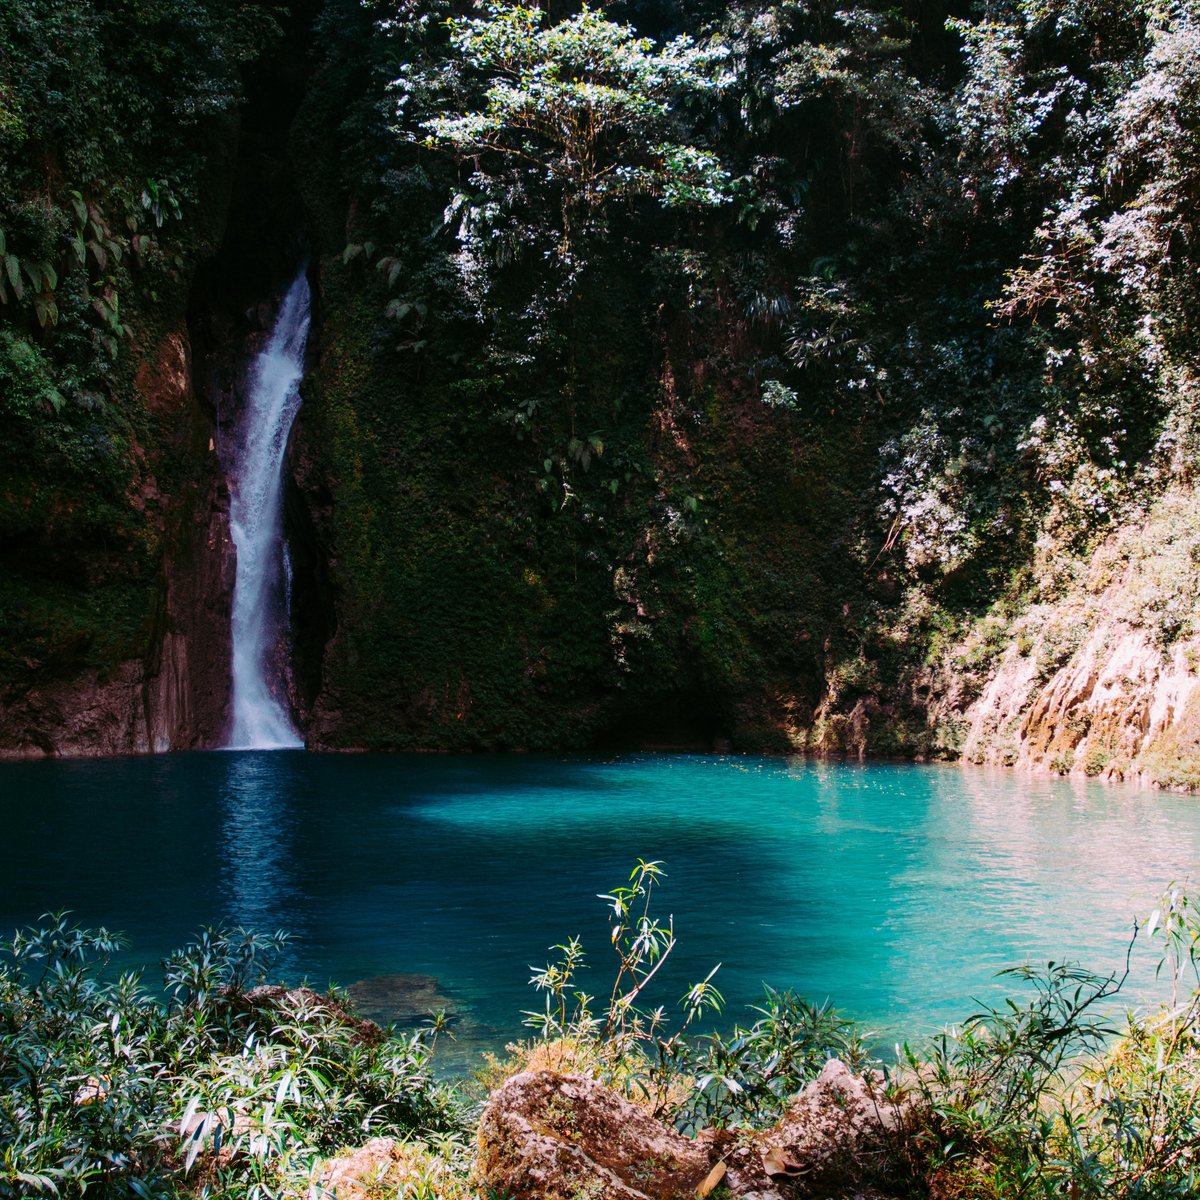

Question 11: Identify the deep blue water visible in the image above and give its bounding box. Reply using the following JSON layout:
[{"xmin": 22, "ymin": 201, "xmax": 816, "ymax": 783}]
[{"xmin": 1, "ymin": 752, "xmax": 1196, "ymax": 1067}]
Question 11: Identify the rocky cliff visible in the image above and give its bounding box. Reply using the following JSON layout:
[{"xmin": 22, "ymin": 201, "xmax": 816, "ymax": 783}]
[
  {"xmin": 6, "ymin": 0, "xmax": 1200, "ymax": 787},
  {"xmin": 0, "ymin": 325, "xmax": 234, "ymax": 757},
  {"xmin": 922, "ymin": 486, "xmax": 1200, "ymax": 790}
]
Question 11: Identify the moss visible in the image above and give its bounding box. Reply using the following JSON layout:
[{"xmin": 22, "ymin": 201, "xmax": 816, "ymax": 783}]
[
  {"xmin": 1081, "ymin": 743, "xmax": 1111, "ymax": 777},
  {"xmin": 1049, "ymin": 749, "xmax": 1075, "ymax": 776},
  {"xmin": 1141, "ymin": 689, "xmax": 1200, "ymax": 792}
]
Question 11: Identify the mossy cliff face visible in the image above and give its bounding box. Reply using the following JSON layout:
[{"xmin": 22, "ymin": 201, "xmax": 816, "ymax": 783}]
[
  {"xmin": 266, "ymin": 0, "xmax": 1200, "ymax": 768},
  {"xmin": 0, "ymin": 0, "xmax": 312, "ymax": 757},
  {"xmin": 287, "ymin": 251, "xmax": 879, "ymax": 752},
  {"xmin": 280, "ymin": 0, "xmax": 894, "ymax": 753},
  {"xmin": 0, "ymin": 164, "xmax": 238, "ymax": 757},
  {"xmin": 288, "ymin": 226, "xmax": 1200, "ymax": 772}
]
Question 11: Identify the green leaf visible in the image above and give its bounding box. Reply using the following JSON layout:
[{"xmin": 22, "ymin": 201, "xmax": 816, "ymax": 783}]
[
  {"xmin": 5, "ymin": 254, "xmax": 23, "ymax": 300},
  {"xmin": 15, "ymin": 1172, "xmax": 58, "ymax": 1194},
  {"xmin": 92, "ymin": 296, "xmax": 122, "ymax": 332}
]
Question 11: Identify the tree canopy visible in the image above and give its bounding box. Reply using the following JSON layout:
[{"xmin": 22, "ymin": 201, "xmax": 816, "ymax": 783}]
[{"xmin": 423, "ymin": 3, "xmax": 730, "ymax": 246}]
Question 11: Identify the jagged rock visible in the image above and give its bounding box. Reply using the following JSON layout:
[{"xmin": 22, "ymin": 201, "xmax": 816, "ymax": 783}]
[
  {"xmin": 952, "ymin": 614, "xmax": 1200, "ymax": 784},
  {"xmin": 476, "ymin": 1061, "xmax": 905, "ymax": 1200},
  {"xmin": 725, "ymin": 1060, "xmax": 905, "ymax": 1199},
  {"xmin": 478, "ymin": 1069, "xmax": 714, "ymax": 1200}
]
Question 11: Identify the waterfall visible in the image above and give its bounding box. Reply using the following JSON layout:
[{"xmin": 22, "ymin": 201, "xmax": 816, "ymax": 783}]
[{"xmin": 226, "ymin": 270, "xmax": 310, "ymax": 750}]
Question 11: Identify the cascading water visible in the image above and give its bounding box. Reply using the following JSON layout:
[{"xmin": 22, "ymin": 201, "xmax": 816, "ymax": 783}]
[{"xmin": 226, "ymin": 270, "xmax": 310, "ymax": 749}]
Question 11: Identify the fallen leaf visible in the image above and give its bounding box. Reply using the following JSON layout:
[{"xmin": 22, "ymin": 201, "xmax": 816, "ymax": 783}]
[
  {"xmin": 762, "ymin": 1145, "xmax": 807, "ymax": 1178},
  {"xmin": 696, "ymin": 1160, "xmax": 727, "ymax": 1197}
]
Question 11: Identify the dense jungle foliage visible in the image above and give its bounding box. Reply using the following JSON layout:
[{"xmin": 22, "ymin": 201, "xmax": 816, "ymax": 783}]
[
  {"xmin": 2, "ymin": 0, "xmax": 1199, "ymax": 750},
  {"xmin": 0, "ymin": 0, "xmax": 281, "ymax": 706}
]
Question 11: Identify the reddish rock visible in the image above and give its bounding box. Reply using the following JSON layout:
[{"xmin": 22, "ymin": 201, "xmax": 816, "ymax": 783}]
[
  {"xmin": 476, "ymin": 1061, "xmax": 906, "ymax": 1200},
  {"xmin": 478, "ymin": 1070, "xmax": 715, "ymax": 1200}
]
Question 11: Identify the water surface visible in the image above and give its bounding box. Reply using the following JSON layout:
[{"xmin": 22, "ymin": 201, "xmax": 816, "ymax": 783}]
[{"xmin": 1, "ymin": 753, "xmax": 1194, "ymax": 1065}]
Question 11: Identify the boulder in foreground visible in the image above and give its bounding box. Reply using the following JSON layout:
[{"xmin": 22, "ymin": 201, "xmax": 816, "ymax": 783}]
[{"xmin": 477, "ymin": 1059, "xmax": 905, "ymax": 1200}]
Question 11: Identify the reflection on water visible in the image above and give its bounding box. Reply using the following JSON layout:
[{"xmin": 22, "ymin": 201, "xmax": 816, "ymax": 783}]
[
  {"xmin": 219, "ymin": 752, "xmax": 300, "ymax": 936},
  {"xmin": 0, "ymin": 752, "xmax": 1197, "ymax": 1060},
  {"xmin": 876, "ymin": 766, "xmax": 1172, "ymax": 1028}
]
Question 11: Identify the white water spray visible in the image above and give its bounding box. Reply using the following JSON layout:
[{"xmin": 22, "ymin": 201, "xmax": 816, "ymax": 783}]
[{"xmin": 227, "ymin": 271, "xmax": 310, "ymax": 749}]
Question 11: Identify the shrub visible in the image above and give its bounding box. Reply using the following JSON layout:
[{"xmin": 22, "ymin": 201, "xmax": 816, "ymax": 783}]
[
  {"xmin": 891, "ymin": 954, "xmax": 1128, "ymax": 1196},
  {"xmin": 0, "ymin": 916, "xmax": 465, "ymax": 1200},
  {"xmin": 515, "ymin": 859, "xmax": 872, "ymax": 1131},
  {"xmin": 1141, "ymin": 688, "xmax": 1200, "ymax": 792},
  {"xmin": 1081, "ymin": 743, "xmax": 1111, "ymax": 776}
]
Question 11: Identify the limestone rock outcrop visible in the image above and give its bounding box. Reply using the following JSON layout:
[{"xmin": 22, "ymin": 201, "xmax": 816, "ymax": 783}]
[
  {"xmin": 956, "ymin": 618, "xmax": 1199, "ymax": 784},
  {"xmin": 897, "ymin": 485, "xmax": 1200, "ymax": 790}
]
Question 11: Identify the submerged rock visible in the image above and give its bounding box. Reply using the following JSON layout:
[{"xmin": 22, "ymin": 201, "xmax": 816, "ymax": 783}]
[
  {"xmin": 476, "ymin": 1060, "xmax": 905, "ymax": 1200},
  {"xmin": 346, "ymin": 972, "xmax": 460, "ymax": 1028}
]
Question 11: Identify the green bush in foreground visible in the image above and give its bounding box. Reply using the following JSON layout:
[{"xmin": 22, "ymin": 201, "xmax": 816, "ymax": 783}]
[
  {"xmin": 0, "ymin": 917, "xmax": 466, "ymax": 1200},
  {"xmin": 506, "ymin": 864, "xmax": 1200, "ymax": 1199},
  {"xmin": 3, "ymin": 870, "xmax": 1200, "ymax": 1199},
  {"xmin": 884, "ymin": 888, "xmax": 1200, "ymax": 1199}
]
